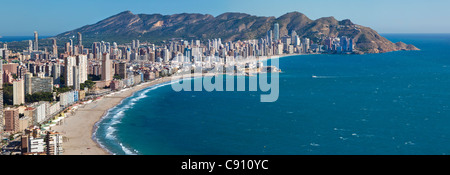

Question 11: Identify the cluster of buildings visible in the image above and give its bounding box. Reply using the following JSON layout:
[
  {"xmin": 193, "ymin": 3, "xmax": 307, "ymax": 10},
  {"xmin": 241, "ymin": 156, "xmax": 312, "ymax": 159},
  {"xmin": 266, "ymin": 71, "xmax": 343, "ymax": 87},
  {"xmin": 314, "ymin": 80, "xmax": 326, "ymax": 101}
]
[
  {"xmin": 0, "ymin": 23, "xmax": 355, "ymax": 155},
  {"xmin": 20, "ymin": 127, "xmax": 63, "ymax": 155}
]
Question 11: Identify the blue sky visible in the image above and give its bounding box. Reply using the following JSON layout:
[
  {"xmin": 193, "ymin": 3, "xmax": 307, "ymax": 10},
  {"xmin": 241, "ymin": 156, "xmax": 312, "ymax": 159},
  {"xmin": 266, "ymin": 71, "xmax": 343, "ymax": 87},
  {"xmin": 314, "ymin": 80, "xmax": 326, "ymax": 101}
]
[{"xmin": 1, "ymin": 0, "xmax": 449, "ymax": 36}]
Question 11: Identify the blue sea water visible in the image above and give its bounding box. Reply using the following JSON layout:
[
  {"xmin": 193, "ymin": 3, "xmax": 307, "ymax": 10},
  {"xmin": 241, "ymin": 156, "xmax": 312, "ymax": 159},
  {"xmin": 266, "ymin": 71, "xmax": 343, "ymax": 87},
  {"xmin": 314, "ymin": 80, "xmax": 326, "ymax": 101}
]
[
  {"xmin": 0, "ymin": 36, "xmax": 50, "ymax": 42},
  {"xmin": 95, "ymin": 34, "xmax": 450, "ymax": 155}
]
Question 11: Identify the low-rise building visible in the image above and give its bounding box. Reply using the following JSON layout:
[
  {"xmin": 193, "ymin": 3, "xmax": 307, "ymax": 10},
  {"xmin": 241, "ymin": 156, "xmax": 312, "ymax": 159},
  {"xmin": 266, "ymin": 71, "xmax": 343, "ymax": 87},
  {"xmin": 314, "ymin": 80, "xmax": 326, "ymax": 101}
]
[
  {"xmin": 18, "ymin": 116, "xmax": 32, "ymax": 132},
  {"xmin": 47, "ymin": 101, "xmax": 61, "ymax": 117},
  {"xmin": 29, "ymin": 137, "xmax": 45, "ymax": 153}
]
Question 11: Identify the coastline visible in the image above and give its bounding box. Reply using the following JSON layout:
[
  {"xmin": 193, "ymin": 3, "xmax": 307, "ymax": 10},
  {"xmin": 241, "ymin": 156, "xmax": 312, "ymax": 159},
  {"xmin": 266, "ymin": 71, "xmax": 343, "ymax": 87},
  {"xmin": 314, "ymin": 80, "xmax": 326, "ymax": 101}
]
[
  {"xmin": 52, "ymin": 77, "xmax": 175, "ymax": 155},
  {"xmin": 52, "ymin": 73, "xmax": 218, "ymax": 155},
  {"xmin": 52, "ymin": 50, "xmax": 411, "ymax": 155},
  {"xmin": 52, "ymin": 53, "xmax": 294, "ymax": 155}
]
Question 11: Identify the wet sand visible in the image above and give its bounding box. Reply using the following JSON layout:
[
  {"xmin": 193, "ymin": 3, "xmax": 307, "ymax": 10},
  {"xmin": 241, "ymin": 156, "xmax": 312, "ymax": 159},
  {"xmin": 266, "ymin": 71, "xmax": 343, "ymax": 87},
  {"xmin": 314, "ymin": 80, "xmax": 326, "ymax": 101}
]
[{"xmin": 52, "ymin": 77, "xmax": 175, "ymax": 155}]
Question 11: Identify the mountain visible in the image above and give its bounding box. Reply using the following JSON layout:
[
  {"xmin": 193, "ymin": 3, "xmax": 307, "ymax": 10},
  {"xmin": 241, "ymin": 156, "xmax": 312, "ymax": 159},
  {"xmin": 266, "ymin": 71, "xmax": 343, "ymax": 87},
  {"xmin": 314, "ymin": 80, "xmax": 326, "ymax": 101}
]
[{"xmin": 55, "ymin": 11, "xmax": 419, "ymax": 54}]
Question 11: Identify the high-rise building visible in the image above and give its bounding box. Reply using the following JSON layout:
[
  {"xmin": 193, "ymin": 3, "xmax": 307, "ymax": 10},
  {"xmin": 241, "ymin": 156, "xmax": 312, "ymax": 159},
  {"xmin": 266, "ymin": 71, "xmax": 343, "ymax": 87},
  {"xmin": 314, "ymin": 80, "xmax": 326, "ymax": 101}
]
[
  {"xmin": 340, "ymin": 36, "xmax": 349, "ymax": 51},
  {"xmin": 118, "ymin": 62, "xmax": 127, "ymax": 79},
  {"xmin": 52, "ymin": 38, "xmax": 58, "ymax": 58},
  {"xmin": 302, "ymin": 38, "xmax": 310, "ymax": 53},
  {"xmin": 77, "ymin": 32, "xmax": 82, "ymax": 48},
  {"xmin": 13, "ymin": 80, "xmax": 25, "ymax": 105},
  {"xmin": 33, "ymin": 31, "xmax": 39, "ymax": 51},
  {"xmin": 184, "ymin": 48, "xmax": 192, "ymax": 63},
  {"xmin": 24, "ymin": 73, "xmax": 53, "ymax": 94},
  {"xmin": 73, "ymin": 66, "xmax": 80, "ymax": 90},
  {"xmin": 162, "ymin": 48, "xmax": 170, "ymax": 62},
  {"xmin": 52, "ymin": 64, "xmax": 61, "ymax": 85},
  {"xmin": 28, "ymin": 40, "xmax": 33, "ymax": 52},
  {"xmin": 32, "ymin": 101, "xmax": 48, "ymax": 125},
  {"xmin": 64, "ymin": 56, "xmax": 76, "ymax": 87},
  {"xmin": 76, "ymin": 55, "xmax": 88, "ymax": 84},
  {"xmin": 70, "ymin": 39, "xmax": 74, "ymax": 55},
  {"xmin": 274, "ymin": 23, "xmax": 280, "ymax": 42},
  {"xmin": 101, "ymin": 53, "xmax": 112, "ymax": 81},
  {"xmin": 4, "ymin": 108, "xmax": 19, "ymax": 133},
  {"xmin": 291, "ymin": 30, "xmax": 297, "ymax": 45},
  {"xmin": 65, "ymin": 42, "xmax": 71, "ymax": 55},
  {"xmin": 324, "ymin": 37, "xmax": 333, "ymax": 51},
  {"xmin": 0, "ymin": 90, "xmax": 3, "ymax": 134},
  {"xmin": 136, "ymin": 40, "xmax": 140, "ymax": 50},
  {"xmin": 0, "ymin": 60, "xmax": 2, "ymax": 89},
  {"xmin": 24, "ymin": 72, "xmax": 32, "ymax": 95},
  {"xmin": 267, "ymin": 30, "xmax": 273, "ymax": 44},
  {"xmin": 1, "ymin": 44, "xmax": 8, "ymax": 60},
  {"xmin": 46, "ymin": 131, "xmax": 63, "ymax": 155}
]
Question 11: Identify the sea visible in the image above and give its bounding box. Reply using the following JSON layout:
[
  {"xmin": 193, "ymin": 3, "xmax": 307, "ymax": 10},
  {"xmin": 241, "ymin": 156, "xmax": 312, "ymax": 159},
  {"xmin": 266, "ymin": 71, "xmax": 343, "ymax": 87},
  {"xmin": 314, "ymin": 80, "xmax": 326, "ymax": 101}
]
[
  {"xmin": 94, "ymin": 34, "xmax": 450, "ymax": 155},
  {"xmin": 0, "ymin": 36, "xmax": 50, "ymax": 42}
]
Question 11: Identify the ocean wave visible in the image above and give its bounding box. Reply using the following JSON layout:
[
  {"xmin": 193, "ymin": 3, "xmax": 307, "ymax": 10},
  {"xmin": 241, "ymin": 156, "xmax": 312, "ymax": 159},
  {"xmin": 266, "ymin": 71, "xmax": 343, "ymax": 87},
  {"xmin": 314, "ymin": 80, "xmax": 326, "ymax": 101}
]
[
  {"xmin": 119, "ymin": 143, "xmax": 138, "ymax": 155},
  {"xmin": 94, "ymin": 80, "xmax": 182, "ymax": 155}
]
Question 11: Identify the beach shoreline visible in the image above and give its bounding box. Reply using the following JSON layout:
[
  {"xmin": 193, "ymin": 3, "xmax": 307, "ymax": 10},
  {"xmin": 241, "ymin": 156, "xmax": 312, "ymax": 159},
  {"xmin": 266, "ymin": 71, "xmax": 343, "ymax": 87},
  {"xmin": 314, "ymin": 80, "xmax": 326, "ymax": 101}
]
[
  {"xmin": 52, "ymin": 77, "xmax": 175, "ymax": 155},
  {"xmin": 52, "ymin": 73, "xmax": 219, "ymax": 155},
  {"xmin": 52, "ymin": 54, "xmax": 293, "ymax": 155}
]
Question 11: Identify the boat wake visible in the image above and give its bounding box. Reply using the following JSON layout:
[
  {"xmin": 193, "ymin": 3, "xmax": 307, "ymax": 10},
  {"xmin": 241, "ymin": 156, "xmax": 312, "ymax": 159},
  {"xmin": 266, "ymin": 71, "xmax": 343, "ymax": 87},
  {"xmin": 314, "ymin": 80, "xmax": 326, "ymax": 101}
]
[{"xmin": 312, "ymin": 75, "xmax": 340, "ymax": 79}]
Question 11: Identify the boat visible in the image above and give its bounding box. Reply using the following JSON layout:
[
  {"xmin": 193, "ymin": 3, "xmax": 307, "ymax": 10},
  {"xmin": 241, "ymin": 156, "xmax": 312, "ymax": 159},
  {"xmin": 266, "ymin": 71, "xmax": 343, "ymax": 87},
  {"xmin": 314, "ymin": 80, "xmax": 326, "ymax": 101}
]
[{"xmin": 312, "ymin": 75, "xmax": 318, "ymax": 78}]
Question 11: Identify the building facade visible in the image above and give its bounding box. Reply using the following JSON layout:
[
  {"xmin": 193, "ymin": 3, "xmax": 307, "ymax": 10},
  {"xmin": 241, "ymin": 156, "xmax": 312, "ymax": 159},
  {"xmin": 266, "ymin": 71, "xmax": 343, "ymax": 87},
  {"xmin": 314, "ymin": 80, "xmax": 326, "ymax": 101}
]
[
  {"xmin": 13, "ymin": 79, "xmax": 25, "ymax": 105},
  {"xmin": 4, "ymin": 108, "xmax": 19, "ymax": 133}
]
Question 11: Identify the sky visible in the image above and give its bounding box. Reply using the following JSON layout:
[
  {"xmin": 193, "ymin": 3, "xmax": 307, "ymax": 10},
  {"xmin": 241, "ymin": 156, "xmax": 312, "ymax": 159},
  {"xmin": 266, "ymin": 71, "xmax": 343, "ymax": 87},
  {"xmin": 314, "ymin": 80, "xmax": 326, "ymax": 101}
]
[{"xmin": 1, "ymin": 0, "xmax": 450, "ymax": 36}]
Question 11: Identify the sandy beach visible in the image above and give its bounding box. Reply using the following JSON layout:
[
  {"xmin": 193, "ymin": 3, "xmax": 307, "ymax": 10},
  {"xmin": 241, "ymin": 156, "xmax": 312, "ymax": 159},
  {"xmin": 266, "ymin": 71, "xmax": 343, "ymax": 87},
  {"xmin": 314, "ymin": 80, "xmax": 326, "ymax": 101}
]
[
  {"xmin": 51, "ymin": 55, "xmax": 290, "ymax": 155},
  {"xmin": 51, "ymin": 72, "xmax": 218, "ymax": 155},
  {"xmin": 52, "ymin": 77, "xmax": 175, "ymax": 155}
]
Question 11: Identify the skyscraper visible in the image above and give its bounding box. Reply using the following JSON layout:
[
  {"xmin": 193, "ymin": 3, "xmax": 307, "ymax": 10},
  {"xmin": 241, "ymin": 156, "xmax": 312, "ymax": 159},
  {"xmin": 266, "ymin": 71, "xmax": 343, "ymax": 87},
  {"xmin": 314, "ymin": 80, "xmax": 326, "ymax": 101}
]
[
  {"xmin": 101, "ymin": 53, "xmax": 112, "ymax": 81},
  {"xmin": 52, "ymin": 64, "xmax": 61, "ymax": 85},
  {"xmin": 24, "ymin": 72, "xmax": 32, "ymax": 95},
  {"xmin": 28, "ymin": 40, "xmax": 33, "ymax": 52},
  {"xmin": 65, "ymin": 42, "xmax": 71, "ymax": 54},
  {"xmin": 267, "ymin": 30, "xmax": 273, "ymax": 44},
  {"xmin": 4, "ymin": 108, "xmax": 19, "ymax": 133},
  {"xmin": 52, "ymin": 38, "xmax": 58, "ymax": 58},
  {"xmin": 70, "ymin": 39, "xmax": 74, "ymax": 55},
  {"xmin": 291, "ymin": 30, "xmax": 298, "ymax": 45},
  {"xmin": 274, "ymin": 23, "xmax": 280, "ymax": 42},
  {"xmin": 302, "ymin": 38, "xmax": 310, "ymax": 53},
  {"xmin": 77, "ymin": 32, "xmax": 82, "ymax": 48},
  {"xmin": 340, "ymin": 36, "xmax": 349, "ymax": 51},
  {"xmin": 73, "ymin": 66, "xmax": 80, "ymax": 90},
  {"xmin": 118, "ymin": 62, "xmax": 127, "ymax": 79},
  {"xmin": 13, "ymin": 80, "xmax": 25, "ymax": 105},
  {"xmin": 76, "ymin": 55, "xmax": 88, "ymax": 84},
  {"xmin": 33, "ymin": 31, "xmax": 39, "ymax": 51},
  {"xmin": 64, "ymin": 56, "xmax": 76, "ymax": 87},
  {"xmin": 0, "ymin": 60, "xmax": 2, "ymax": 133},
  {"xmin": 0, "ymin": 60, "xmax": 2, "ymax": 89}
]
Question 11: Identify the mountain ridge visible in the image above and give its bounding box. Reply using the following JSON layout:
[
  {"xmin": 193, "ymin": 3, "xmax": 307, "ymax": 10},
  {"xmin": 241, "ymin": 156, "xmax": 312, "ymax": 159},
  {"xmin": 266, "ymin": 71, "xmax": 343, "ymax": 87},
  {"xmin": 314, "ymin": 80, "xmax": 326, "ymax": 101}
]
[{"xmin": 56, "ymin": 10, "xmax": 419, "ymax": 54}]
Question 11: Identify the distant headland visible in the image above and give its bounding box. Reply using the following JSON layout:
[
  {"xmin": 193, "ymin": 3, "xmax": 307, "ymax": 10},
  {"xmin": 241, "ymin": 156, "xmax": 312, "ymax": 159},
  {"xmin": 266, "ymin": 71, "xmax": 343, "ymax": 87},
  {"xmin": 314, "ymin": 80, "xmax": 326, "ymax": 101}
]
[{"xmin": 53, "ymin": 10, "xmax": 418, "ymax": 54}]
